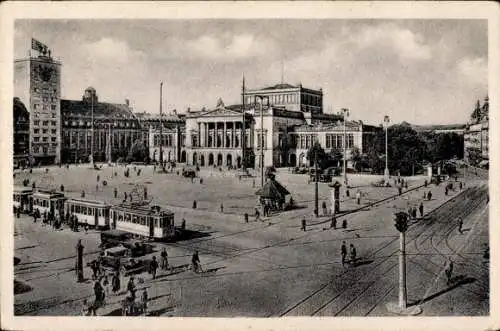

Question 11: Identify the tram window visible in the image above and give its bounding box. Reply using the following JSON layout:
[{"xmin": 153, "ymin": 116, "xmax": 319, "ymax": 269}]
[{"xmin": 140, "ymin": 217, "xmax": 145, "ymax": 225}]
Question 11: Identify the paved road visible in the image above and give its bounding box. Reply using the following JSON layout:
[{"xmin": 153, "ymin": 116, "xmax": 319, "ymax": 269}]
[{"xmin": 13, "ymin": 168, "xmax": 488, "ymax": 316}]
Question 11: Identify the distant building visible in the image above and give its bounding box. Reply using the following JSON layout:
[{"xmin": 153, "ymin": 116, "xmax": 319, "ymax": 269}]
[
  {"xmin": 464, "ymin": 96, "xmax": 489, "ymax": 164},
  {"xmin": 13, "ymin": 98, "xmax": 30, "ymax": 167},
  {"xmin": 183, "ymin": 83, "xmax": 379, "ymax": 168},
  {"xmin": 60, "ymin": 87, "xmax": 146, "ymax": 164},
  {"xmin": 134, "ymin": 111, "xmax": 184, "ymax": 163},
  {"xmin": 14, "ymin": 49, "xmax": 62, "ymax": 164}
]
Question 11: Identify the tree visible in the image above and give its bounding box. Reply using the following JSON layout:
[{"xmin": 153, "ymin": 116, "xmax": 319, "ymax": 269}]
[
  {"xmin": 470, "ymin": 100, "xmax": 482, "ymax": 124},
  {"xmin": 350, "ymin": 146, "xmax": 362, "ymax": 171},
  {"xmin": 307, "ymin": 141, "xmax": 327, "ymax": 168},
  {"xmin": 126, "ymin": 139, "xmax": 149, "ymax": 163}
]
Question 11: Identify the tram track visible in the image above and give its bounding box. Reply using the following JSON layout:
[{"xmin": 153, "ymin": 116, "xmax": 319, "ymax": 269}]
[{"xmin": 276, "ymin": 184, "xmax": 488, "ymax": 317}]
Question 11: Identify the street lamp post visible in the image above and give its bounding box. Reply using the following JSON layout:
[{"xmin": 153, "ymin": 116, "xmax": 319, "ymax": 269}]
[
  {"xmin": 384, "ymin": 115, "xmax": 390, "ymax": 183},
  {"xmin": 386, "ymin": 212, "xmax": 422, "ymax": 315},
  {"xmin": 342, "ymin": 108, "xmax": 349, "ymax": 186},
  {"xmin": 90, "ymin": 95, "xmax": 94, "ymax": 167},
  {"xmin": 314, "ymin": 148, "xmax": 319, "ymax": 217},
  {"xmin": 256, "ymin": 95, "xmax": 268, "ymax": 188},
  {"xmin": 159, "ymin": 82, "xmax": 164, "ymax": 169}
]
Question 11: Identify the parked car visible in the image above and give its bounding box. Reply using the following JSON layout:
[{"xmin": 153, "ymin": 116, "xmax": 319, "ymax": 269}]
[
  {"xmin": 182, "ymin": 167, "xmax": 196, "ymax": 178},
  {"xmin": 292, "ymin": 166, "xmax": 308, "ymax": 174},
  {"xmin": 100, "ymin": 230, "xmax": 153, "ymax": 257}
]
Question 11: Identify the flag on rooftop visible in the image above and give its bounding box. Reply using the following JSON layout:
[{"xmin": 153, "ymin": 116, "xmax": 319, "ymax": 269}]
[{"xmin": 31, "ymin": 38, "xmax": 47, "ymax": 54}]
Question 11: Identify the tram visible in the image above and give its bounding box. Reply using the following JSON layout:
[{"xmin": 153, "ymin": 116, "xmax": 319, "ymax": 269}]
[
  {"xmin": 32, "ymin": 190, "xmax": 66, "ymax": 218},
  {"xmin": 13, "ymin": 186, "xmax": 33, "ymax": 214},
  {"xmin": 65, "ymin": 198, "xmax": 111, "ymax": 229},
  {"xmin": 110, "ymin": 202, "xmax": 176, "ymax": 240}
]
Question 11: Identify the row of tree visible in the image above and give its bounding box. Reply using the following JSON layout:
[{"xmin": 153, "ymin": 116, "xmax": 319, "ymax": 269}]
[{"xmin": 308, "ymin": 123, "xmax": 464, "ymax": 176}]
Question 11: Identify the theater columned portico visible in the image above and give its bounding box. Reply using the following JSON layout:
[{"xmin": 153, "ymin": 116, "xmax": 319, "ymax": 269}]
[{"xmin": 185, "ymin": 99, "xmax": 253, "ymax": 168}]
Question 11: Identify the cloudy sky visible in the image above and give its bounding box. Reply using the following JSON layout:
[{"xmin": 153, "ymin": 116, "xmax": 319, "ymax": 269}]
[{"xmin": 14, "ymin": 19, "xmax": 487, "ymax": 125}]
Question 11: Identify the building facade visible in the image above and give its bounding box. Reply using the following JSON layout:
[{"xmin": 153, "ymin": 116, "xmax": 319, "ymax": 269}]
[
  {"xmin": 134, "ymin": 112, "xmax": 184, "ymax": 163},
  {"xmin": 13, "ymin": 98, "xmax": 30, "ymax": 167},
  {"xmin": 14, "ymin": 51, "xmax": 62, "ymax": 165},
  {"xmin": 60, "ymin": 88, "xmax": 146, "ymax": 164},
  {"xmin": 464, "ymin": 96, "xmax": 489, "ymax": 164}
]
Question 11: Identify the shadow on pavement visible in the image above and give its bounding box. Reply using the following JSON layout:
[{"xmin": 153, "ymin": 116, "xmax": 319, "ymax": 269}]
[
  {"xmin": 15, "ymin": 245, "xmax": 38, "ymax": 251},
  {"xmin": 147, "ymin": 305, "xmax": 175, "ymax": 316},
  {"xmin": 348, "ymin": 259, "xmax": 374, "ymax": 267},
  {"xmin": 14, "ymin": 279, "xmax": 33, "ymax": 295},
  {"xmin": 166, "ymin": 229, "xmax": 211, "ymax": 243},
  {"xmin": 408, "ymin": 275, "xmax": 475, "ymax": 307}
]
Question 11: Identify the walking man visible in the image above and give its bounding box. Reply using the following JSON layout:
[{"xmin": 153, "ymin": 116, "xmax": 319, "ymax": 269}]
[
  {"xmin": 149, "ymin": 256, "xmax": 159, "ymax": 280},
  {"xmin": 301, "ymin": 218, "xmax": 306, "ymax": 232},
  {"xmin": 350, "ymin": 244, "xmax": 357, "ymax": 264},
  {"xmin": 411, "ymin": 207, "xmax": 417, "ymax": 220},
  {"xmin": 419, "ymin": 202, "xmax": 424, "ymax": 218},
  {"xmin": 330, "ymin": 217, "xmax": 337, "ymax": 229},
  {"xmin": 322, "ymin": 201, "xmax": 327, "ymax": 216},
  {"xmin": 341, "ymin": 241, "xmax": 347, "ymax": 267},
  {"xmin": 356, "ymin": 191, "xmax": 361, "ymax": 205},
  {"xmin": 444, "ymin": 258, "xmax": 454, "ymax": 285},
  {"xmin": 427, "ymin": 191, "xmax": 432, "ymax": 201},
  {"xmin": 160, "ymin": 248, "xmax": 169, "ymax": 270},
  {"xmin": 76, "ymin": 239, "xmax": 84, "ymax": 282},
  {"xmin": 192, "ymin": 250, "xmax": 201, "ymax": 273},
  {"xmin": 458, "ymin": 217, "xmax": 464, "ymax": 234}
]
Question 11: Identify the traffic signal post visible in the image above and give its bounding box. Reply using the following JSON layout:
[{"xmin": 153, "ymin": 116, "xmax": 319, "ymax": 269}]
[{"xmin": 386, "ymin": 212, "xmax": 422, "ymax": 315}]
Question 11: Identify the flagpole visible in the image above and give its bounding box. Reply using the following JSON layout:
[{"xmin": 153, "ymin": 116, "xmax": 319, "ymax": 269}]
[
  {"xmin": 90, "ymin": 96, "xmax": 94, "ymax": 167},
  {"xmin": 242, "ymin": 75, "xmax": 245, "ymax": 171}
]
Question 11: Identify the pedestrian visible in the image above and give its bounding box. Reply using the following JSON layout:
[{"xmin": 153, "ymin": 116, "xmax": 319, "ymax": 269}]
[
  {"xmin": 458, "ymin": 218, "xmax": 464, "ymax": 234},
  {"xmin": 60, "ymin": 184, "xmax": 65, "ymax": 192},
  {"xmin": 411, "ymin": 207, "xmax": 417, "ymax": 220},
  {"xmin": 419, "ymin": 202, "xmax": 424, "ymax": 218},
  {"xmin": 181, "ymin": 218, "xmax": 186, "ymax": 230},
  {"xmin": 444, "ymin": 258, "xmax": 454, "ymax": 285},
  {"xmin": 82, "ymin": 299, "xmax": 93, "ymax": 316},
  {"xmin": 93, "ymin": 279, "xmax": 106, "ymax": 314},
  {"xmin": 192, "ymin": 200, "xmax": 197, "ymax": 209},
  {"xmin": 111, "ymin": 272, "xmax": 120, "ymax": 294},
  {"xmin": 301, "ymin": 218, "xmax": 306, "ymax": 232},
  {"xmin": 141, "ymin": 288, "xmax": 148, "ymax": 316},
  {"xmin": 96, "ymin": 184, "xmax": 99, "ymax": 192},
  {"xmin": 342, "ymin": 219, "xmax": 347, "ymax": 229},
  {"xmin": 404, "ymin": 181, "xmax": 408, "ymax": 189},
  {"xmin": 149, "ymin": 256, "xmax": 158, "ymax": 279},
  {"xmin": 322, "ymin": 201, "xmax": 327, "ymax": 215},
  {"xmin": 127, "ymin": 277, "xmax": 136, "ymax": 301},
  {"xmin": 398, "ymin": 187, "xmax": 402, "ymax": 196},
  {"xmin": 341, "ymin": 241, "xmax": 347, "ymax": 267},
  {"xmin": 102, "ymin": 274, "xmax": 110, "ymax": 294},
  {"xmin": 124, "ymin": 192, "xmax": 128, "ymax": 201},
  {"xmin": 16, "ymin": 208, "xmax": 20, "ymax": 219},
  {"xmin": 445, "ymin": 187, "xmax": 448, "ymax": 196},
  {"xmin": 114, "ymin": 187, "xmax": 118, "ymax": 198},
  {"xmin": 330, "ymin": 217, "xmax": 337, "ymax": 229},
  {"xmin": 427, "ymin": 191, "xmax": 432, "ymax": 201},
  {"xmin": 192, "ymin": 250, "xmax": 201, "ymax": 273},
  {"xmin": 81, "ymin": 190, "xmax": 85, "ymax": 198},
  {"xmin": 97, "ymin": 175, "xmax": 100, "ymax": 182},
  {"xmin": 220, "ymin": 203, "xmax": 224, "ymax": 213},
  {"xmin": 346, "ymin": 189, "xmax": 350, "ymax": 198},
  {"xmin": 459, "ymin": 182, "xmax": 463, "ymax": 190},
  {"xmin": 255, "ymin": 208, "xmax": 260, "ymax": 221},
  {"xmin": 356, "ymin": 191, "xmax": 361, "ymax": 205},
  {"xmin": 350, "ymin": 244, "xmax": 357, "ymax": 263},
  {"xmin": 424, "ymin": 179, "xmax": 428, "ymax": 187},
  {"xmin": 144, "ymin": 187, "xmax": 148, "ymax": 200},
  {"xmin": 160, "ymin": 248, "xmax": 169, "ymax": 270},
  {"xmin": 85, "ymin": 223, "xmax": 89, "ymax": 234}
]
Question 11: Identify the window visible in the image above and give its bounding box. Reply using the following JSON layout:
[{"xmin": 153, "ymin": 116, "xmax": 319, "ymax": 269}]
[
  {"xmin": 51, "ymin": 121, "xmax": 56, "ymax": 126},
  {"xmin": 51, "ymin": 137, "xmax": 56, "ymax": 142},
  {"xmin": 51, "ymin": 129, "xmax": 56, "ymax": 134},
  {"xmin": 348, "ymin": 134, "xmax": 354, "ymax": 148},
  {"xmin": 34, "ymin": 88, "xmax": 39, "ymax": 92},
  {"xmin": 51, "ymin": 111, "xmax": 56, "ymax": 116},
  {"xmin": 34, "ymin": 104, "xmax": 39, "ymax": 109},
  {"xmin": 43, "ymin": 137, "xmax": 48, "ymax": 142},
  {"xmin": 34, "ymin": 137, "xmax": 40, "ymax": 142},
  {"xmin": 42, "ymin": 121, "xmax": 48, "ymax": 126},
  {"xmin": 326, "ymin": 134, "xmax": 332, "ymax": 149},
  {"xmin": 42, "ymin": 147, "xmax": 48, "ymax": 154},
  {"xmin": 43, "ymin": 129, "xmax": 48, "ymax": 134},
  {"xmin": 34, "ymin": 129, "xmax": 40, "ymax": 134}
]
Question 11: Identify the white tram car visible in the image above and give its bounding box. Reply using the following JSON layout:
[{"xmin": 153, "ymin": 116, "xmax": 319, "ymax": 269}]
[
  {"xmin": 32, "ymin": 190, "xmax": 66, "ymax": 218},
  {"xmin": 110, "ymin": 203, "xmax": 176, "ymax": 240},
  {"xmin": 65, "ymin": 198, "xmax": 111, "ymax": 229},
  {"xmin": 13, "ymin": 186, "xmax": 33, "ymax": 214}
]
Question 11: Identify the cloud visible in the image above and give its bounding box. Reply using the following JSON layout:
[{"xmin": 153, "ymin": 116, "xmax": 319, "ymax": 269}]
[
  {"xmin": 348, "ymin": 23, "xmax": 432, "ymax": 61},
  {"xmin": 457, "ymin": 57, "xmax": 488, "ymax": 86},
  {"xmin": 168, "ymin": 33, "xmax": 277, "ymax": 60},
  {"xmin": 81, "ymin": 37, "xmax": 146, "ymax": 63}
]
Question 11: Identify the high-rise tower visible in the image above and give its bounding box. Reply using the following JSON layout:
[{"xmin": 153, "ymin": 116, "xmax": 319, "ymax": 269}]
[{"xmin": 14, "ymin": 39, "xmax": 62, "ymax": 165}]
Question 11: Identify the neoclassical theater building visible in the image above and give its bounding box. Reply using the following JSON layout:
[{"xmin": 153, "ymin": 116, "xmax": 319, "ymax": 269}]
[{"xmin": 182, "ymin": 83, "xmax": 380, "ymax": 169}]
